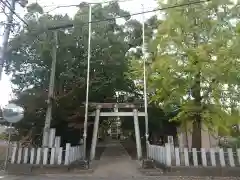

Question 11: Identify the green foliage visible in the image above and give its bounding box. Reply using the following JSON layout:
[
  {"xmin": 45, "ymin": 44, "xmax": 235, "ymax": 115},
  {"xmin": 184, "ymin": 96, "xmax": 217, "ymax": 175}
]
[
  {"xmin": 0, "ymin": 133, "xmax": 7, "ymax": 141},
  {"xmin": 143, "ymin": 0, "xmax": 240, "ymax": 147},
  {"xmin": 4, "ymin": 2, "xmax": 154, "ymax": 144}
]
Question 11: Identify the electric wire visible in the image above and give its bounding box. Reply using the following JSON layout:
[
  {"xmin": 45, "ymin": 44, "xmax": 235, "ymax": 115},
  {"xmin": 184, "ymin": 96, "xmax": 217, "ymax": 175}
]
[
  {"xmin": 45, "ymin": 0, "xmax": 138, "ymax": 13},
  {"xmin": 0, "ymin": 0, "xmax": 22, "ymax": 27},
  {"xmin": 2, "ymin": 0, "xmax": 211, "ymax": 46},
  {"xmin": 47, "ymin": 0, "xmax": 210, "ymax": 30},
  {"xmin": 2, "ymin": 0, "xmax": 210, "ymax": 31},
  {"xmin": 0, "ymin": 0, "xmax": 28, "ymax": 26}
]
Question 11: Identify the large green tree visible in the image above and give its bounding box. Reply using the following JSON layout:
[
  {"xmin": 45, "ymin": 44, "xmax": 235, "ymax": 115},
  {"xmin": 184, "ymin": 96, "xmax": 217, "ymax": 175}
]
[
  {"xmin": 148, "ymin": 0, "xmax": 240, "ymax": 149},
  {"xmin": 4, "ymin": 2, "xmax": 148, "ymax": 145}
]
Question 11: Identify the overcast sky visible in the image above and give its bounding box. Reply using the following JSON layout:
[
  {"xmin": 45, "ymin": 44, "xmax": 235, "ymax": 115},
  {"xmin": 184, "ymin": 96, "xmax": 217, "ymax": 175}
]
[{"xmin": 0, "ymin": 0, "xmax": 157, "ymax": 106}]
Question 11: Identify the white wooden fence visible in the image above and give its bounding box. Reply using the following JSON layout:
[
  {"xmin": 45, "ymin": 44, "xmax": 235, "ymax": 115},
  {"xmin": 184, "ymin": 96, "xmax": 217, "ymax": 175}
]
[
  {"xmin": 147, "ymin": 143, "xmax": 240, "ymax": 167},
  {"xmin": 10, "ymin": 143, "xmax": 84, "ymax": 165}
]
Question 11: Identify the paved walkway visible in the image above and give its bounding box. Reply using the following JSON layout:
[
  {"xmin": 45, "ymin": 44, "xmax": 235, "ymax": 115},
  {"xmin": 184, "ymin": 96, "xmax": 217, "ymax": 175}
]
[{"xmin": 92, "ymin": 140, "xmax": 141, "ymax": 178}]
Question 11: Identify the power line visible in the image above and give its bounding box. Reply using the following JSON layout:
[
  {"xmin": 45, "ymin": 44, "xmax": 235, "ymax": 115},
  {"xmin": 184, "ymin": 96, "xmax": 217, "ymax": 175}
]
[
  {"xmin": 0, "ymin": 0, "xmax": 28, "ymax": 26},
  {"xmin": 89, "ymin": 0, "xmax": 139, "ymax": 4},
  {"xmin": 1, "ymin": 0, "xmax": 210, "ymax": 34},
  {"xmin": 47, "ymin": 0, "xmax": 210, "ymax": 31},
  {"xmin": 0, "ymin": 0, "xmax": 10, "ymax": 15},
  {"xmin": 45, "ymin": 4, "xmax": 79, "ymax": 13},
  {"xmin": 5, "ymin": 0, "xmax": 210, "ymax": 44},
  {"xmin": 0, "ymin": 1, "xmax": 20, "ymax": 25},
  {"xmin": 45, "ymin": 0, "xmax": 138, "ymax": 13}
]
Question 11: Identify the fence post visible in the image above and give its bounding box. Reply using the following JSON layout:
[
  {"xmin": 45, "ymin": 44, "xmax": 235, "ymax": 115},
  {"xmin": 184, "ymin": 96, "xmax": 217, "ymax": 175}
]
[
  {"xmin": 237, "ymin": 149, "xmax": 240, "ymax": 166},
  {"xmin": 17, "ymin": 148, "xmax": 22, "ymax": 164},
  {"xmin": 75, "ymin": 147, "xmax": 77, "ymax": 161},
  {"xmin": 64, "ymin": 143, "xmax": 71, "ymax": 165},
  {"xmin": 184, "ymin": 148, "xmax": 189, "ymax": 166},
  {"xmin": 210, "ymin": 148, "xmax": 216, "ymax": 166},
  {"xmin": 73, "ymin": 147, "xmax": 76, "ymax": 161},
  {"xmin": 168, "ymin": 136, "xmax": 174, "ymax": 158},
  {"xmin": 30, "ymin": 148, "xmax": 35, "ymax": 164},
  {"xmin": 77, "ymin": 147, "xmax": 79, "ymax": 160},
  {"xmin": 81, "ymin": 146, "xmax": 84, "ymax": 158},
  {"xmin": 165, "ymin": 143, "xmax": 171, "ymax": 166},
  {"xmin": 77, "ymin": 146, "xmax": 80, "ymax": 159},
  {"xmin": 69, "ymin": 147, "xmax": 72, "ymax": 164},
  {"xmin": 157, "ymin": 146, "xmax": 160, "ymax": 162},
  {"xmin": 11, "ymin": 143, "xmax": 17, "ymax": 164},
  {"xmin": 36, "ymin": 148, "xmax": 42, "ymax": 164},
  {"xmin": 201, "ymin": 148, "xmax": 207, "ymax": 167},
  {"xmin": 43, "ymin": 148, "xmax": 49, "ymax": 165},
  {"xmin": 175, "ymin": 148, "xmax": 180, "ymax": 166},
  {"xmin": 154, "ymin": 145, "xmax": 157, "ymax": 160},
  {"xmin": 23, "ymin": 148, "xmax": 29, "ymax": 164},
  {"xmin": 219, "ymin": 148, "xmax": 225, "ymax": 167},
  {"xmin": 151, "ymin": 145, "xmax": 154, "ymax": 160},
  {"xmin": 71, "ymin": 146, "xmax": 73, "ymax": 163},
  {"xmin": 227, "ymin": 148, "xmax": 235, "ymax": 167},
  {"xmin": 50, "ymin": 148, "xmax": 55, "ymax": 165},
  {"xmin": 54, "ymin": 136, "xmax": 61, "ymax": 163},
  {"xmin": 162, "ymin": 146, "xmax": 165, "ymax": 164},
  {"xmin": 160, "ymin": 146, "xmax": 164, "ymax": 163},
  {"xmin": 58, "ymin": 147, "xmax": 63, "ymax": 165},
  {"xmin": 192, "ymin": 148, "xmax": 198, "ymax": 166}
]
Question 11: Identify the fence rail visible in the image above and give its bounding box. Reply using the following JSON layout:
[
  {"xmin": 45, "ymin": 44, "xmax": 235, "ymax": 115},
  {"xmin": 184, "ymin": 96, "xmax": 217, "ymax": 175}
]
[
  {"xmin": 147, "ymin": 143, "xmax": 240, "ymax": 167},
  {"xmin": 10, "ymin": 143, "xmax": 84, "ymax": 166}
]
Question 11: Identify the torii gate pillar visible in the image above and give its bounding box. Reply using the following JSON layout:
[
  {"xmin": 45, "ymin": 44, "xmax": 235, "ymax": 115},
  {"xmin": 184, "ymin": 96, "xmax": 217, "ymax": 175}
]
[
  {"xmin": 90, "ymin": 105, "xmax": 101, "ymax": 160},
  {"xmin": 133, "ymin": 108, "xmax": 142, "ymax": 159}
]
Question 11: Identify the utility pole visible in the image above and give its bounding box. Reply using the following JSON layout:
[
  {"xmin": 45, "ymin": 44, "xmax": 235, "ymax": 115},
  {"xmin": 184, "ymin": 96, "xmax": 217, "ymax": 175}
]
[
  {"xmin": 0, "ymin": 0, "xmax": 16, "ymax": 81},
  {"xmin": 42, "ymin": 31, "xmax": 58, "ymax": 147},
  {"xmin": 142, "ymin": 4, "xmax": 149, "ymax": 150},
  {"xmin": 83, "ymin": 3, "xmax": 92, "ymax": 159}
]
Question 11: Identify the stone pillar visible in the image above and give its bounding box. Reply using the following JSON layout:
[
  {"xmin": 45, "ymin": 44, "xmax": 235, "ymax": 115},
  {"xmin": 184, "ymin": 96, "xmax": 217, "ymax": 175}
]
[
  {"xmin": 54, "ymin": 136, "xmax": 61, "ymax": 163},
  {"xmin": 133, "ymin": 109, "xmax": 142, "ymax": 159},
  {"xmin": 179, "ymin": 122, "xmax": 218, "ymax": 149},
  {"xmin": 177, "ymin": 128, "xmax": 184, "ymax": 150},
  {"xmin": 49, "ymin": 128, "xmax": 56, "ymax": 148},
  {"xmin": 90, "ymin": 106, "xmax": 101, "ymax": 160},
  {"xmin": 168, "ymin": 136, "xmax": 174, "ymax": 157}
]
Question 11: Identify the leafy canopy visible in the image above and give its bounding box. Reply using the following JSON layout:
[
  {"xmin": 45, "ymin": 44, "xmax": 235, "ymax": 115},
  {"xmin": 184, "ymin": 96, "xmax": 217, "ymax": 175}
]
[
  {"xmin": 148, "ymin": 0, "xmax": 240, "ymax": 140},
  {"xmin": 5, "ymin": 2, "xmax": 148, "ymax": 143}
]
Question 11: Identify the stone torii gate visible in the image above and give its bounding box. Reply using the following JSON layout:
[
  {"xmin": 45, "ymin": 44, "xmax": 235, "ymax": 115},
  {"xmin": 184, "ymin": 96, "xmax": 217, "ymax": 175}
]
[{"xmin": 87, "ymin": 103, "xmax": 145, "ymax": 160}]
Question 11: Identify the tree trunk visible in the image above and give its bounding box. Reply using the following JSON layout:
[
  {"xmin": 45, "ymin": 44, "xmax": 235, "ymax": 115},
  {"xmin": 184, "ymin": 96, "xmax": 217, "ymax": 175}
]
[
  {"xmin": 191, "ymin": 72, "xmax": 202, "ymax": 164},
  {"xmin": 191, "ymin": 70, "xmax": 202, "ymax": 147},
  {"xmin": 191, "ymin": 19, "xmax": 202, "ymax": 149},
  {"xmin": 191, "ymin": 120, "xmax": 202, "ymax": 149}
]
